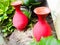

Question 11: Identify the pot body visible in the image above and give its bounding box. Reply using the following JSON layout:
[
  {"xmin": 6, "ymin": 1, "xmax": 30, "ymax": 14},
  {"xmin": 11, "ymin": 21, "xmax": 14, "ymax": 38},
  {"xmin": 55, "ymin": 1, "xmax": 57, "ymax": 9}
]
[
  {"xmin": 13, "ymin": 10, "xmax": 28, "ymax": 30},
  {"xmin": 33, "ymin": 16, "xmax": 51, "ymax": 41}
]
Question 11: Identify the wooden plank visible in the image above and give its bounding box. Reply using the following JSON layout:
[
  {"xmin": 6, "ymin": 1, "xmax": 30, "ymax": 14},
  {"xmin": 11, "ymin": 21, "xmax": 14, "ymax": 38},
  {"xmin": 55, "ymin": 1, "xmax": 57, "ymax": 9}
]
[{"xmin": 47, "ymin": 0, "xmax": 60, "ymax": 40}]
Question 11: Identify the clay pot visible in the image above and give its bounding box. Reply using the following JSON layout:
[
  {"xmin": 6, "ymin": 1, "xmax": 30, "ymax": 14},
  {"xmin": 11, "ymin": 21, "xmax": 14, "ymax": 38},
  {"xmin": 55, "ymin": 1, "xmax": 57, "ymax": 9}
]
[
  {"xmin": 33, "ymin": 7, "xmax": 52, "ymax": 41},
  {"xmin": 11, "ymin": 1, "xmax": 28, "ymax": 31}
]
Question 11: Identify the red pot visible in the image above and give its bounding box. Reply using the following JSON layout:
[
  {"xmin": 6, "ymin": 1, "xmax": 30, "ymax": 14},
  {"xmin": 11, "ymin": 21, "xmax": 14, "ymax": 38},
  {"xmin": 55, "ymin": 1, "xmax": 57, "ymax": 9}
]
[
  {"xmin": 11, "ymin": 1, "xmax": 28, "ymax": 31},
  {"xmin": 33, "ymin": 7, "xmax": 52, "ymax": 42}
]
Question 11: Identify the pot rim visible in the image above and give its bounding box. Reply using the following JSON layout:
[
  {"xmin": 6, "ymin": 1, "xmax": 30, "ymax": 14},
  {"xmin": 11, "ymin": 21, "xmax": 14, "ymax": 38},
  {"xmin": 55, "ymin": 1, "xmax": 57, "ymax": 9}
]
[{"xmin": 34, "ymin": 7, "xmax": 51, "ymax": 15}]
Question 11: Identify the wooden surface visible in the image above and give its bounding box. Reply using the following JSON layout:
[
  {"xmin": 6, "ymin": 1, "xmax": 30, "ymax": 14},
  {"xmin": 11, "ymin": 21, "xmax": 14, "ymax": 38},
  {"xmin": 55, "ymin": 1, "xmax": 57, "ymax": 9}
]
[{"xmin": 47, "ymin": 0, "xmax": 60, "ymax": 40}]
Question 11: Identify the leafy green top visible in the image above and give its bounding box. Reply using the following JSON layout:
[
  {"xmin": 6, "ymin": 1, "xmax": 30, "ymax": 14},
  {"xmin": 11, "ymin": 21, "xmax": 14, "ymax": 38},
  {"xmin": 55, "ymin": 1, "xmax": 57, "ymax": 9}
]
[{"xmin": 30, "ymin": 36, "xmax": 60, "ymax": 45}]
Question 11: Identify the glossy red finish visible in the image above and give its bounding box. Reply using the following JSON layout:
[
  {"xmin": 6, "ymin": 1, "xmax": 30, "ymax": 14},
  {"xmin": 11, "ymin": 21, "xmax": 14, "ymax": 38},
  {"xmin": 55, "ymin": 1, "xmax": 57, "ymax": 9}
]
[
  {"xmin": 11, "ymin": 1, "xmax": 28, "ymax": 31},
  {"xmin": 33, "ymin": 7, "xmax": 52, "ymax": 42}
]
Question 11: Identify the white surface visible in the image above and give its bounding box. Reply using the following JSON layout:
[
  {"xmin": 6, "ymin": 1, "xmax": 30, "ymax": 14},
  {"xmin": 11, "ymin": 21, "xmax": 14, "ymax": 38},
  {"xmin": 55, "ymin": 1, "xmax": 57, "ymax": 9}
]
[{"xmin": 47, "ymin": 0, "xmax": 60, "ymax": 40}]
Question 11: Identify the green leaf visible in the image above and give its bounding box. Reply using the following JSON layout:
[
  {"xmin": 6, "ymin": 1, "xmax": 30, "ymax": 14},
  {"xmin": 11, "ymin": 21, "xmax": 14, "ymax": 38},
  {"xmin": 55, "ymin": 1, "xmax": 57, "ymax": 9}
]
[
  {"xmin": 29, "ymin": 36, "xmax": 60, "ymax": 45},
  {"xmin": 0, "ymin": 9, "xmax": 3, "ymax": 15},
  {"xmin": 22, "ymin": 0, "xmax": 36, "ymax": 6},
  {"xmin": 31, "ymin": 2, "xmax": 41, "ymax": 5},
  {"xmin": 22, "ymin": 10, "xmax": 31, "ymax": 19},
  {"xmin": 57, "ymin": 40, "xmax": 60, "ymax": 45},
  {"xmin": 23, "ymin": 0, "xmax": 29, "ymax": 6},
  {"xmin": 7, "ymin": 7, "xmax": 14, "ymax": 14},
  {"xmin": 11, "ymin": 0, "xmax": 15, "ymax": 2},
  {"xmin": 2, "ymin": 30, "xmax": 7, "ymax": 33},
  {"xmin": 0, "ymin": 3, "xmax": 4, "ymax": 9},
  {"xmin": 0, "ymin": 13, "xmax": 8, "ymax": 22},
  {"xmin": 29, "ymin": 41, "xmax": 37, "ymax": 45},
  {"xmin": 0, "ymin": 0, "xmax": 9, "ymax": 12},
  {"xmin": 0, "ymin": 17, "xmax": 2, "ymax": 21},
  {"xmin": 3, "ymin": 13, "xmax": 8, "ymax": 19},
  {"xmin": 39, "ymin": 37, "xmax": 46, "ymax": 45}
]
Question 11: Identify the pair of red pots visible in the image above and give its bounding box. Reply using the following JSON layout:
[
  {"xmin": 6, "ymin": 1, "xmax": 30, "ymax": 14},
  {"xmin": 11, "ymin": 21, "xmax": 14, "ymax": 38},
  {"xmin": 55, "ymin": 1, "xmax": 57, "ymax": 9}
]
[{"xmin": 11, "ymin": 1, "xmax": 52, "ymax": 42}]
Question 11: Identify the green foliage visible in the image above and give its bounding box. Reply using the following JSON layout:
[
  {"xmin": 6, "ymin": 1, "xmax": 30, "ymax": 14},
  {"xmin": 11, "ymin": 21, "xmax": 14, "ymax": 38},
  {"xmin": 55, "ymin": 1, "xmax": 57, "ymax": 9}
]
[
  {"xmin": 30, "ymin": 36, "xmax": 60, "ymax": 45},
  {"xmin": 20, "ymin": 0, "xmax": 41, "ymax": 6},
  {"xmin": 0, "ymin": 0, "xmax": 15, "ymax": 37},
  {"xmin": 21, "ymin": 0, "xmax": 36, "ymax": 6},
  {"xmin": 22, "ymin": 10, "xmax": 31, "ymax": 19}
]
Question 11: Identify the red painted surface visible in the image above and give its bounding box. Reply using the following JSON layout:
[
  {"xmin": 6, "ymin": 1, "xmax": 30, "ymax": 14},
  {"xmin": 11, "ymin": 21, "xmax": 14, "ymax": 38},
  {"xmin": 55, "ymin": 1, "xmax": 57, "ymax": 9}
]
[
  {"xmin": 33, "ymin": 7, "xmax": 52, "ymax": 42},
  {"xmin": 11, "ymin": 1, "xmax": 28, "ymax": 31}
]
